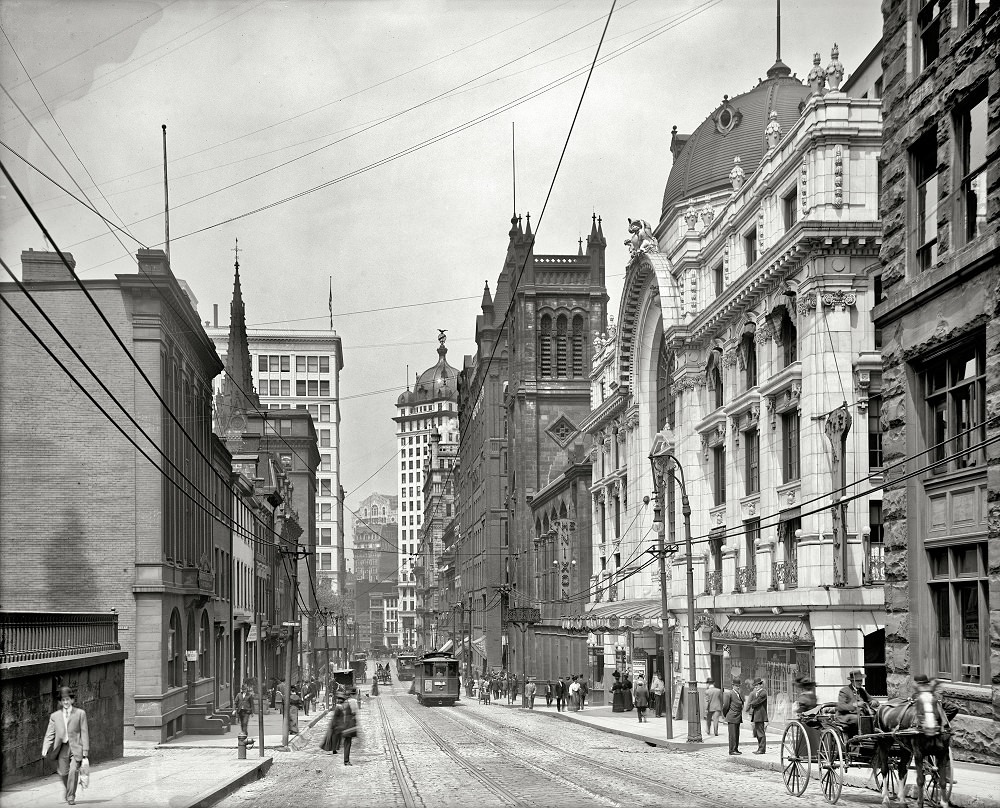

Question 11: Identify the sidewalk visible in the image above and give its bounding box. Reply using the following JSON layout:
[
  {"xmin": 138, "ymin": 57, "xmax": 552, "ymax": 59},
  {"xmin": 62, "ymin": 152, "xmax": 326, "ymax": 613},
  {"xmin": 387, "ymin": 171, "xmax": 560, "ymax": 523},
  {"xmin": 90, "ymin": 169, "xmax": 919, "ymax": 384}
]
[
  {"xmin": 0, "ymin": 705, "xmax": 331, "ymax": 808},
  {"xmin": 489, "ymin": 697, "xmax": 1000, "ymax": 808}
]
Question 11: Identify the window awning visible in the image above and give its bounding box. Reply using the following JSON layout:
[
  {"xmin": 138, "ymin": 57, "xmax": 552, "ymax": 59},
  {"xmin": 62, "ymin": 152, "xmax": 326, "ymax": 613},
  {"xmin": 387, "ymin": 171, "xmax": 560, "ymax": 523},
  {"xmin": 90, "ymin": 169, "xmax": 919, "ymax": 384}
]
[
  {"xmin": 559, "ymin": 598, "xmax": 671, "ymax": 633},
  {"xmin": 470, "ymin": 635, "xmax": 487, "ymax": 662},
  {"xmin": 716, "ymin": 615, "xmax": 812, "ymax": 645}
]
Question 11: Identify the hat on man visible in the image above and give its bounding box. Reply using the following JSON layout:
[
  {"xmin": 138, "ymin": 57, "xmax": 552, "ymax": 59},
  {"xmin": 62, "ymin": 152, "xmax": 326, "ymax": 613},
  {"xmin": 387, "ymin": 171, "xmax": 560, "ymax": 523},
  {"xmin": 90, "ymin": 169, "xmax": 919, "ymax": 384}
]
[
  {"xmin": 706, "ymin": 677, "xmax": 715, "ymax": 685},
  {"xmin": 57, "ymin": 686, "xmax": 75, "ymax": 700},
  {"xmin": 913, "ymin": 674, "xmax": 930, "ymax": 685},
  {"xmin": 732, "ymin": 675, "xmax": 742, "ymax": 685},
  {"xmin": 848, "ymin": 669, "xmax": 866, "ymax": 680},
  {"xmin": 753, "ymin": 677, "xmax": 764, "ymax": 686}
]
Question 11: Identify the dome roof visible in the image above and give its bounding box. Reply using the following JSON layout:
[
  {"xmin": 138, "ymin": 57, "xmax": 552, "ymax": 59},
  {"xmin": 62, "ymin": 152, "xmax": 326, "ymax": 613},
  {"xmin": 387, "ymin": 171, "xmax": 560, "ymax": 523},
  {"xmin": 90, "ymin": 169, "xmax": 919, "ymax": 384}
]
[
  {"xmin": 661, "ymin": 67, "xmax": 811, "ymax": 218},
  {"xmin": 396, "ymin": 334, "xmax": 458, "ymax": 406}
]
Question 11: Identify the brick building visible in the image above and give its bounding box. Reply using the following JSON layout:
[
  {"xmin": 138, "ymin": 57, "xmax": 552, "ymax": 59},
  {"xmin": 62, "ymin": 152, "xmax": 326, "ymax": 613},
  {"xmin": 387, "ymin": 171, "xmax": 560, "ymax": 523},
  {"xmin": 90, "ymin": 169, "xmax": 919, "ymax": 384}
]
[
  {"xmin": 875, "ymin": 0, "xmax": 998, "ymax": 762},
  {"xmin": 0, "ymin": 249, "xmax": 230, "ymax": 741}
]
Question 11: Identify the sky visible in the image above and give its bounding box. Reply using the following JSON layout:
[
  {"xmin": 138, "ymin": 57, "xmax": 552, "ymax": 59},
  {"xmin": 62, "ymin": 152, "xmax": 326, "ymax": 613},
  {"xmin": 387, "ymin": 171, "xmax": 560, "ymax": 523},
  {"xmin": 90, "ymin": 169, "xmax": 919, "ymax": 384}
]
[{"xmin": 0, "ymin": 0, "xmax": 883, "ymax": 520}]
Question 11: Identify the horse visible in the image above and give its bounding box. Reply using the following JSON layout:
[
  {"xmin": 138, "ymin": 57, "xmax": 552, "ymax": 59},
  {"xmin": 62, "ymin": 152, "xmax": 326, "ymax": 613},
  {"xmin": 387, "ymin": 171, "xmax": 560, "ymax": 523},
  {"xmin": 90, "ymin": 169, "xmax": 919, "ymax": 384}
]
[{"xmin": 872, "ymin": 682, "xmax": 952, "ymax": 808}]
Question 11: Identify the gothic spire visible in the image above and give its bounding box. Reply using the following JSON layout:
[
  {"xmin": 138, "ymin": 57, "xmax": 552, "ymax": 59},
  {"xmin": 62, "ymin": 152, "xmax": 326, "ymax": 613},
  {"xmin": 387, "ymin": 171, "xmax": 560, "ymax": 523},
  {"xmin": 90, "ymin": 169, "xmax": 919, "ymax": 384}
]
[{"xmin": 215, "ymin": 238, "xmax": 260, "ymax": 436}]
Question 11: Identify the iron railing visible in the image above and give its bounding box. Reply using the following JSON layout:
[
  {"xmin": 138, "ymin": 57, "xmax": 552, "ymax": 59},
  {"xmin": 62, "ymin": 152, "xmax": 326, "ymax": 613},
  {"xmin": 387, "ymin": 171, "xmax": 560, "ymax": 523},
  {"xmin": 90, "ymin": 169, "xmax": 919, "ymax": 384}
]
[
  {"xmin": 865, "ymin": 543, "xmax": 886, "ymax": 585},
  {"xmin": 736, "ymin": 565, "xmax": 757, "ymax": 593},
  {"xmin": 705, "ymin": 570, "xmax": 723, "ymax": 595},
  {"xmin": 0, "ymin": 611, "xmax": 120, "ymax": 664},
  {"xmin": 771, "ymin": 560, "xmax": 798, "ymax": 590}
]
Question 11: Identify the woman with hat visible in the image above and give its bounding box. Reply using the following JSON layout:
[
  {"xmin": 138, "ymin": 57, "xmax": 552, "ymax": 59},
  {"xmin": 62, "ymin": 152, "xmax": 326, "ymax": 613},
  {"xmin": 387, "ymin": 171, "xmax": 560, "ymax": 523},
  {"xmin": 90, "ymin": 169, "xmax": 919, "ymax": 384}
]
[
  {"xmin": 41, "ymin": 686, "xmax": 89, "ymax": 806},
  {"xmin": 611, "ymin": 670, "xmax": 626, "ymax": 712}
]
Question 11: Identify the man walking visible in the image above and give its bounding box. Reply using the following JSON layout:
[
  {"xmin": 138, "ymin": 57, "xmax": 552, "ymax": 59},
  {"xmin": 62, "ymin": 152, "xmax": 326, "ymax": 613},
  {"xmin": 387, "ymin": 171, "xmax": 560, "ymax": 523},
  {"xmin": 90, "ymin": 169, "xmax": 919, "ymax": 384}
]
[
  {"xmin": 747, "ymin": 677, "xmax": 769, "ymax": 754},
  {"xmin": 651, "ymin": 673, "xmax": 666, "ymax": 718},
  {"xmin": 233, "ymin": 680, "xmax": 254, "ymax": 736},
  {"xmin": 41, "ymin": 686, "xmax": 89, "ymax": 806},
  {"xmin": 721, "ymin": 676, "xmax": 744, "ymax": 755},
  {"xmin": 545, "ymin": 680, "xmax": 553, "ymax": 708},
  {"xmin": 633, "ymin": 674, "xmax": 650, "ymax": 723},
  {"xmin": 524, "ymin": 678, "xmax": 537, "ymax": 709},
  {"xmin": 554, "ymin": 677, "xmax": 566, "ymax": 712},
  {"xmin": 704, "ymin": 677, "xmax": 723, "ymax": 736}
]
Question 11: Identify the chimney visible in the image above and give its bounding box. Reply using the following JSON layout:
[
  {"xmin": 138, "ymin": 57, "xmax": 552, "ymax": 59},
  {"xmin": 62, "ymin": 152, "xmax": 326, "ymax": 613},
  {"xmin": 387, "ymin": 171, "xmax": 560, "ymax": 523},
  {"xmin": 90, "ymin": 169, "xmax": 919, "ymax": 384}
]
[
  {"xmin": 214, "ymin": 304, "xmax": 219, "ymax": 328},
  {"xmin": 21, "ymin": 249, "xmax": 76, "ymax": 282}
]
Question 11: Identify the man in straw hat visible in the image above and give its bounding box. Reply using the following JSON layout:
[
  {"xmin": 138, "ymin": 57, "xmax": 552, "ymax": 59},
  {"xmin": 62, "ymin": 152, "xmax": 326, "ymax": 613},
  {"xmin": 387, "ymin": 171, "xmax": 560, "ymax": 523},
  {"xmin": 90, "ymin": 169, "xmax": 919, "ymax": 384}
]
[{"xmin": 41, "ymin": 686, "xmax": 89, "ymax": 805}]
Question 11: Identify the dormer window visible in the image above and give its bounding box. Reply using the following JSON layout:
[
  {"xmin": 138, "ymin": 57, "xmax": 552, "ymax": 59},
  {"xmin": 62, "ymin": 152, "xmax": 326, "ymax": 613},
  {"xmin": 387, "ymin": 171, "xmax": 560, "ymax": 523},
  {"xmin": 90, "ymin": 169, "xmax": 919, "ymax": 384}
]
[{"xmin": 715, "ymin": 97, "xmax": 742, "ymax": 135}]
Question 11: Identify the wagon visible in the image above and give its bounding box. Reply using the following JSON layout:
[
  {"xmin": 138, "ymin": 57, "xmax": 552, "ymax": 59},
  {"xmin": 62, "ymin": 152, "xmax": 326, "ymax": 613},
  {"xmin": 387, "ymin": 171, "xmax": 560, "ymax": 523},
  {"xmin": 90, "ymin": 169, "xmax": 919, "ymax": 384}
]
[{"xmin": 779, "ymin": 703, "xmax": 953, "ymax": 806}]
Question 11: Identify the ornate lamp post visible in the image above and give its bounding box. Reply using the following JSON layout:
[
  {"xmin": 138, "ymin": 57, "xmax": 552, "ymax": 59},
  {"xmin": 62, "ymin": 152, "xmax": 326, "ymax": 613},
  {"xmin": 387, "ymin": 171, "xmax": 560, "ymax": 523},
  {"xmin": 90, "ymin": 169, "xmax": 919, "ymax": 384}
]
[
  {"xmin": 649, "ymin": 429, "xmax": 702, "ymax": 743},
  {"xmin": 646, "ymin": 488, "xmax": 675, "ymax": 740}
]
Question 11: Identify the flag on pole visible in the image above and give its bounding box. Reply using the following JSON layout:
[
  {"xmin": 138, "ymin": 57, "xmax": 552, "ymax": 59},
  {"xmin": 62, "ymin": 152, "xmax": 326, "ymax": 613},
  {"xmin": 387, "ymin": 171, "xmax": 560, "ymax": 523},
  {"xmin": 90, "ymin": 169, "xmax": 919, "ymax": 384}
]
[{"xmin": 329, "ymin": 276, "xmax": 333, "ymax": 330}]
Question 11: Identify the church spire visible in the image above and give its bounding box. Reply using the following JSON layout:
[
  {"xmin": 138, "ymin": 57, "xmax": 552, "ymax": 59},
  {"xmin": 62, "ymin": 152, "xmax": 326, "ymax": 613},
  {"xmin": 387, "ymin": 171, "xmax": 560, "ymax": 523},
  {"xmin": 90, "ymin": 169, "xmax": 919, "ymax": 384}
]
[{"xmin": 215, "ymin": 238, "xmax": 260, "ymax": 437}]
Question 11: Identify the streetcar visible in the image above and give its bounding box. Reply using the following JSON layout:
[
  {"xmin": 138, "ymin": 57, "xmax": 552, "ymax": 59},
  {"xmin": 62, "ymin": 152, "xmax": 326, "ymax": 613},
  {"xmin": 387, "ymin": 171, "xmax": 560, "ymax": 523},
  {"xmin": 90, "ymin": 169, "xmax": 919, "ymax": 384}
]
[
  {"xmin": 413, "ymin": 651, "xmax": 461, "ymax": 706},
  {"xmin": 396, "ymin": 652, "xmax": 417, "ymax": 681}
]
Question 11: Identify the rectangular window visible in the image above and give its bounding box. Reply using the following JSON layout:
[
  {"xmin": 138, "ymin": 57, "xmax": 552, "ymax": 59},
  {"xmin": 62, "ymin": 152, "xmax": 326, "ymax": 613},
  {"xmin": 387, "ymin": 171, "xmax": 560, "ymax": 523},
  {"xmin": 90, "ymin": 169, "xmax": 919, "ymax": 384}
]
[
  {"xmin": 713, "ymin": 446, "xmax": 726, "ymax": 506},
  {"xmin": 929, "ymin": 542, "xmax": 987, "ymax": 683},
  {"xmin": 320, "ymin": 405, "xmax": 330, "ymax": 422},
  {"xmin": 744, "ymin": 230, "xmax": 758, "ymax": 267},
  {"xmin": 713, "ymin": 263, "xmax": 724, "ymax": 297},
  {"xmin": 320, "ymin": 380, "xmax": 330, "ymax": 396},
  {"xmin": 782, "ymin": 188, "xmax": 798, "ymax": 230},
  {"xmin": 258, "ymin": 378, "xmax": 268, "ymax": 396},
  {"xmin": 917, "ymin": 1, "xmax": 940, "ymax": 72},
  {"xmin": 296, "ymin": 356, "xmax": 305, "ymax": 372},
  {"xmin": 320, "ymin": 553, "xmax": 332, "ymax": 571},
  {"xmin": 320, "ymin": 356, "xmax": 330, "ymax": 373},
  {"xmin": 320, "ymin": 429, "xmax": 330, "ymax": 448},
  {"xmin": 268, "ymin": 355, "xmax": 279, "ymax": 372},
  {"xmin": 320, "ymin": 528, "xmax": 331, "ymax": 545},
  {"xmin": 296, "ymin": 380, "xmax": 306, "ymax": 396},
  {"xmin": 308, "ymin": 380, "xmax": 318, "ymax": 396},
  {"xmin": 308, "ymin": 404, "xmax": 319, "ymax": 420},
  {"xmin": 280, "ymin": 380, "xmax": 290, "ymax": 397},
  {"xmin": 744, "ymin": 427, "xmax": 760, "ymax": 494},
  {"xmin": 924, "ymin": 338, "xmax": 986, "ymax": 475},
  {"xmin": 269, "ymin": 380, "xmax": 280, "ymax": 396},
  {"xmin": 321, "ymin": 454, "xmax": 331, "ymax": 471},
  {"xmin": 307, "ymin": 356, "xmax": 319, "ymax": 373},
  {"xmin": 321, "ymin": 503, "xmax": 332, "ymax": 520},
  {"xmin": 258, "ymin": 355, "xmax": 268, "ymax": 372},
  {"xmin": 321, "ymin": 479, "xmax": 332, "ymax": 496},
  {"xmin": 912, "ymin": 127, "xmax": 938, "ymax": 271},
  {"xmin": 958, "ymin": 89, "xmax": 988, "ymax": 244},
  {"xmin": 744, "ymin": 518, "xmax": 760, "ymax": 571},
  {"xmin": 782, "ymin": 410, "xmax": 800, "ymax": 482},
  {"xmin": 868, "ymin": 395, "xmax": 884, "ymax": 470},
  {"xmin": 280, "ymin": 355, "xmax": 290, "ymax": 372}
]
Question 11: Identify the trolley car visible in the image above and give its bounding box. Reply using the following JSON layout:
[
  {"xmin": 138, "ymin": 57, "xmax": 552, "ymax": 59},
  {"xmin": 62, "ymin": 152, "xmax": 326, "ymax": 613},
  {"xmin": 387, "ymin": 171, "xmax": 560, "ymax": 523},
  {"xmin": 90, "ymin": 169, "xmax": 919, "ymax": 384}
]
[
  {"xmin": 413, "ymin": 651, "xmax": 461, "ymax": 706},
  {"xmin": 396, "ymin": 652, "xmax": 417, "ymax": 681},
  {"xmin": 780, "ymin": 703, "xmax": 953, "ymax": 806}
]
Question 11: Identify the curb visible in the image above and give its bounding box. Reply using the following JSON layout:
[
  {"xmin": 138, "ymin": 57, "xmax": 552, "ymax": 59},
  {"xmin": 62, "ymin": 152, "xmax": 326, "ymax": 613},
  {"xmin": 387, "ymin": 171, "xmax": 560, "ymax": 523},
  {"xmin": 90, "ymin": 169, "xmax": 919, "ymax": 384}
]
[
  {"xmin": 179, "ymin": 755, "xmax": 273, "ymax": 808},
  {"xmin": 489, "ymin": 701, "xmax": 1000, "ymax": 808}
]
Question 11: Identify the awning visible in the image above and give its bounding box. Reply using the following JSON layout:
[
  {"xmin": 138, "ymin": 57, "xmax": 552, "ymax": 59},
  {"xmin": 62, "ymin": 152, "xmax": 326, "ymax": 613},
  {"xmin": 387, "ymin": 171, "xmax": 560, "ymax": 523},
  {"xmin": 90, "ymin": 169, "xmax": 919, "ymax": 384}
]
[
  {"xmin": 716, "ymin": 615, "xmax": 812, "ymax": 645},
  {"xmin": 470, "ymin": 635, "xmax": 487, "ymax": 662},
  {"xmin": 559, "ymin": 598, "xmax": 670, "ymax": 633}
]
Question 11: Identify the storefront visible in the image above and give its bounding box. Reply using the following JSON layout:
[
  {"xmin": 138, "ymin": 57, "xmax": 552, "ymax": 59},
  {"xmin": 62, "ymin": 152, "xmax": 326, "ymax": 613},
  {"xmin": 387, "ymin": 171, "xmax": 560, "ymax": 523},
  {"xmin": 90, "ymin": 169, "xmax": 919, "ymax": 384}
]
[{"xmin": 713, "ymin": 614, "xmax": 813, "ymax": 724}]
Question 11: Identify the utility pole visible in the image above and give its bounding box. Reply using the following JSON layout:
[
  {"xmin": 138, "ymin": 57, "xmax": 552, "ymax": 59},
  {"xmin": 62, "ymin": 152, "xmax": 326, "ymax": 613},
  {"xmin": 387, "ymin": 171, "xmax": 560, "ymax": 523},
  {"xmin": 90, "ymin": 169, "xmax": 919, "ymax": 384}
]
[
  {"xmin": 280, "ymin": 543, "xmax": 308, "ymax": 748},
  {"xmin": 253, "ymin": 545, "xmax": 264, "ymax": 757}
]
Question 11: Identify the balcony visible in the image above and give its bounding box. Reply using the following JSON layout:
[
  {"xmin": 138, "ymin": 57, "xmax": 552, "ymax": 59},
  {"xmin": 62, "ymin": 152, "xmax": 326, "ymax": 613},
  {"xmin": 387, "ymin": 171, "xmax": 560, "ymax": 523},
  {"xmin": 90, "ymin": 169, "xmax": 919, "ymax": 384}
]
[
  {"xmin": 0, "ymin": 611, "xmax": 121, "ymax": 663},
  {"xmin": 736, "ymin": 565, "xmax": 757, "ymax": 593},
  {"xmin": 771, "ymin": 560, "xmax": 798, "ymax": 590},
  {"xmin": 705, "ymin": 570, "xmax": 723, "ymax": 595},
  {"xmin": 864, "ymin": 543, "xmax": 886, "ymax": 585}
]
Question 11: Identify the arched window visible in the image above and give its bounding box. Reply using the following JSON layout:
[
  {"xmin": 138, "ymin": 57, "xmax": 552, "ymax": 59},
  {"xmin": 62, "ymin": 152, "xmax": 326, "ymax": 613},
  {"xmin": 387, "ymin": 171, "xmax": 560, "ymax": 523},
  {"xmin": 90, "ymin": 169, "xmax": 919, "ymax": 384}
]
[
  {"xmin": 572, "ymin": 315, "xmax": 585, "ymax": 377},
  {"xmin": 168, "ymin": 609, "xmax": 182, "ymax": 688},
  {"xmin": 556, "ymin": 315, "xmax": 568, "ymax": 377},
  {"xmin": 707, "ymin": 349, "xmax": 724, "ymax": 410},
  {"xmin": 538, "ymin": 315, "xmax": 552, "ymax": 378},
  {"xmin": 656, "ymin": 336, "xmax": 675, "ymax": 430},
  {"xmin": 200, "ymin": 611, "xmax": 211, "ymax": 678}
]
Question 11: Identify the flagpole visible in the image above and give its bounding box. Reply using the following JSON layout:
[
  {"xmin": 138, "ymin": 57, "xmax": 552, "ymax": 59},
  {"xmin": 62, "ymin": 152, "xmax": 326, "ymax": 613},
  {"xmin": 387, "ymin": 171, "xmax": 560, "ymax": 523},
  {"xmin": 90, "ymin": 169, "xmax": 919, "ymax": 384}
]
[{"xmin": 329, "ymin": 276, "xmax": 333, "ymax": 330}]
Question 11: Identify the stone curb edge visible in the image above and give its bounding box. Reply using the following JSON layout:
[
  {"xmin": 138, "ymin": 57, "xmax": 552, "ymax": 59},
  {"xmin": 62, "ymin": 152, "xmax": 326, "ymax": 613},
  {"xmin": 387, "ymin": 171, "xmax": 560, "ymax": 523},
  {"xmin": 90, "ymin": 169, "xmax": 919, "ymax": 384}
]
[
  {"xmin": 179, "ymin": 756, "xmax": 273, "ymax": 808},
  {"xmin": 496, "ymin": 702, "xmax": 1000, "ymax": 808}
]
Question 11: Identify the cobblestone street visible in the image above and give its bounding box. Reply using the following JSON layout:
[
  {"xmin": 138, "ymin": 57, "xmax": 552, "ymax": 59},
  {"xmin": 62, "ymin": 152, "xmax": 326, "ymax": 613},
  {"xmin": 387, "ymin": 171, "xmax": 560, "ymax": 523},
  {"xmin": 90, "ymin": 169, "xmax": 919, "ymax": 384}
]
[{"xmin": 215, "ymin": 683, "xmax": 889, "ymax": 808}]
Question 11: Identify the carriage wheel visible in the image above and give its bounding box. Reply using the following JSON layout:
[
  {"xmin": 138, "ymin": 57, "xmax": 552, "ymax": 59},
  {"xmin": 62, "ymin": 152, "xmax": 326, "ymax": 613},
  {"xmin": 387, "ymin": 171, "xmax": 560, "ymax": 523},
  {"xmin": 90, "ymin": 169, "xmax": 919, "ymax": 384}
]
[
  {"xmin": 781, "ymin": 721, "xmax": 812, "ymax": 797},
  {"xmin": 921, "ymin": 748, "xmax": 953, "ymax": 808},
  {"xmin": 818, "ymin": 729, "xmax": 845, "ymax": 804}
]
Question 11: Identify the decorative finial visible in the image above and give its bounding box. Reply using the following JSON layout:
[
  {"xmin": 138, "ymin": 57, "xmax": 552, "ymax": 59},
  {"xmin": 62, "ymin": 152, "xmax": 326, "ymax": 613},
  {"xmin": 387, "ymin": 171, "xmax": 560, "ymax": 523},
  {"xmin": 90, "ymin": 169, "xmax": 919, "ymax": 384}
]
[
  {"xmin": 684, "ymin": 205, "xmax": 699, "ymax": 231},
  {"xmin": 730, "ymin": 156, "xmax": 745, "ymax": 191},
  {"xmin": 700, "ymin": 205, "xmax": 715, "ymax": 228},
  {"xmin": 808, "ymin": 52, "xmax": 826, "ymax": 95},
  {"xmin": 765, "ymin": 110, "xmax": 783, "ymax": 151},
  {"xmin": 232, "ymin": 237, "xmax": 241, "ymax": 270},
  {"xmin": 826, "ymin": 43, "xmax": 844, "ymax": 92}
]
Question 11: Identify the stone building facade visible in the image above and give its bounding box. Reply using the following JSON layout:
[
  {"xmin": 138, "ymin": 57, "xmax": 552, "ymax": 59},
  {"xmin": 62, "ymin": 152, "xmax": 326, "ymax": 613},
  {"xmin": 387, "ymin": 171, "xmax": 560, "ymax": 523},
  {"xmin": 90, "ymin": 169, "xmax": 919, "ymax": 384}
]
[{"xmin": 875, "ymin": 0, "xmax": 999, "ymax": 763}]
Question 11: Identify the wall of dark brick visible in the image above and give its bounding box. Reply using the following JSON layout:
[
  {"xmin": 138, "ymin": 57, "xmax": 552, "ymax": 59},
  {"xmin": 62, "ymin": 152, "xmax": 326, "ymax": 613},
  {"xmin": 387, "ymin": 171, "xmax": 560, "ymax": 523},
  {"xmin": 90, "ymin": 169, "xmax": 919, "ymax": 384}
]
[{"xmin": 1, "ymin": 652, "xmax": 127, "ymax": 786}]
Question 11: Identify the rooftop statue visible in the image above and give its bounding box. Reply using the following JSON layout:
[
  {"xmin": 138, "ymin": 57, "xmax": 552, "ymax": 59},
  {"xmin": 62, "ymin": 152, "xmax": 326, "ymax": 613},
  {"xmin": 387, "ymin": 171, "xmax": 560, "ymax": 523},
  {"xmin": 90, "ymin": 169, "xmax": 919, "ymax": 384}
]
[{"xmin": 625, "ymin": 218, "xmax": 658, "ymax": 259}]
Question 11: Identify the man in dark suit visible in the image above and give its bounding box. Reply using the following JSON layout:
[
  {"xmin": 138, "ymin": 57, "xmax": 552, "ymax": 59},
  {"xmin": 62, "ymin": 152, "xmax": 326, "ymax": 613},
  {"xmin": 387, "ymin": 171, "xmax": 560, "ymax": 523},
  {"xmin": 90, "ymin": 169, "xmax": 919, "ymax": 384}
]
[
  {"xmin": 837, "ymin": 669, "xmax": 874, "ymax": 737},
  {"xmin": 721, "ymin": 676, "xmax": 744, "ymax": 754},
  {"xmin": 554, "ymin": 677, "xmax": 566, "ymax": 712},
  {"xmin": 41, "ymin": 686, "xmax": 89, "ymax": 805},
  {"xmin": 747, "ymin": 677, "xmax": 769, "ymax": 754}
]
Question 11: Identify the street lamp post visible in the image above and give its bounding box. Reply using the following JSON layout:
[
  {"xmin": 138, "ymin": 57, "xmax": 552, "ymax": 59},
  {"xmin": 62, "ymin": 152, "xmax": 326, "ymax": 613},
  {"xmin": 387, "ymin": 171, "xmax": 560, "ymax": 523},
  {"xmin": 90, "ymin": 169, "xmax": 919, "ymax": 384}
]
[
  {"xmin": 647, "ymin": 493, "xmax": 674, "ymax": 740},
  {"xmin": 649, "ymin": 430, "xmax": 702, "ymax": 744}
]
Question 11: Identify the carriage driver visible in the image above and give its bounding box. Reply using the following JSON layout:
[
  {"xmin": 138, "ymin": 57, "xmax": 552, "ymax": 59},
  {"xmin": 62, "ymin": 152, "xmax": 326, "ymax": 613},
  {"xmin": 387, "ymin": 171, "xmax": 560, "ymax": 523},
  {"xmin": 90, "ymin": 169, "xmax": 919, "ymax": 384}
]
[{"xmin": 837, "ymin": 669, "xmax": 876, "ymax": 737}]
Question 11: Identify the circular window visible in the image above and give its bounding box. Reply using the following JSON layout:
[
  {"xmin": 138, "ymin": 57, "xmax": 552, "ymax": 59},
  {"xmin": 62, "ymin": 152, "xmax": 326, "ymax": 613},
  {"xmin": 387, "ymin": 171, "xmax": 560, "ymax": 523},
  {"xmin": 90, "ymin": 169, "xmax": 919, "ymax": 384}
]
[
  {"xmin": 720, "ymin": 109, "xmax": 732, "ymax": 129},
  {"xmin": 715, "ymin": 103, "xmax": 741, "ymax": 135}
]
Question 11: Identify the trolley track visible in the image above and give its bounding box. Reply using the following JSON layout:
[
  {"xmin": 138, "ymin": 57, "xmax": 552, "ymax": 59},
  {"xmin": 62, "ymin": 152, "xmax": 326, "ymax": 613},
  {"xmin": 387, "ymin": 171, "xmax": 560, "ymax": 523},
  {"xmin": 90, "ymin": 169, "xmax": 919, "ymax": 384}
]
[{"xmin": 372, "ymin": 694, "xmax": 422, "ymax": 808}]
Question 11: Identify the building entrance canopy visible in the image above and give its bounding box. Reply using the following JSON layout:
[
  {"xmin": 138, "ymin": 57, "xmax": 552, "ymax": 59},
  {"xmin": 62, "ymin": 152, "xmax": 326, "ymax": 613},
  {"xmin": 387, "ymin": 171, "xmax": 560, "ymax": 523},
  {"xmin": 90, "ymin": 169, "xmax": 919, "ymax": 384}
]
[
  {"xmin": 559, "ymin": 598, "xmax": 672, "ymax": 634},
  {"xmin": 717, "ymin": 615, "xmax": 812, "ymax": 645}
]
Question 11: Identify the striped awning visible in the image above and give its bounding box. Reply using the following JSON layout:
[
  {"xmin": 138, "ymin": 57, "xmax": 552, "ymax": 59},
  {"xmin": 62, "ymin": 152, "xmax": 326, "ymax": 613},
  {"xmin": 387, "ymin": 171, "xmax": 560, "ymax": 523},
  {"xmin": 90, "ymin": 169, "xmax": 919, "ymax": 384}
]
[
  {"xmin": 716, "ymin": 615, "xmax": 812, "ymax": 645},
  {"xmin": 559, "ymin": 598, "xmax": 671, "ymax": 633}
]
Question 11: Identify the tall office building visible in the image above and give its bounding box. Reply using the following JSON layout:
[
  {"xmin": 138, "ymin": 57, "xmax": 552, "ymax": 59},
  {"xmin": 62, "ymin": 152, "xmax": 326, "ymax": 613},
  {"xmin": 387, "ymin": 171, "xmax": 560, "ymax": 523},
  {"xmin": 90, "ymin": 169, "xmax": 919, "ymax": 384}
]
[
  {"xmin": 206, "ymin": 321, "xmax": 344, "ymax": 596},
  {"xmin": 393, "ymin": 333, "xmax": 459, "ymax": 649}
]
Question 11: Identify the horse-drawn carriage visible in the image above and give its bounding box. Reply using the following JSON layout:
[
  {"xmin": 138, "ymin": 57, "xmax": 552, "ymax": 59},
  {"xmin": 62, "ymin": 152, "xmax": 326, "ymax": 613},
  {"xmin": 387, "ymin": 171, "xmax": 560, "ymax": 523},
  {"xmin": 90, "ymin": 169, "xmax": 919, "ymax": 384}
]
[
  {"xmin": 779, "ymin": 685, "xmax": 953, "ymax": 807},
  {"xmin": 373, "ymin": 662, "xmax": 391, "ymax": 685}
]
